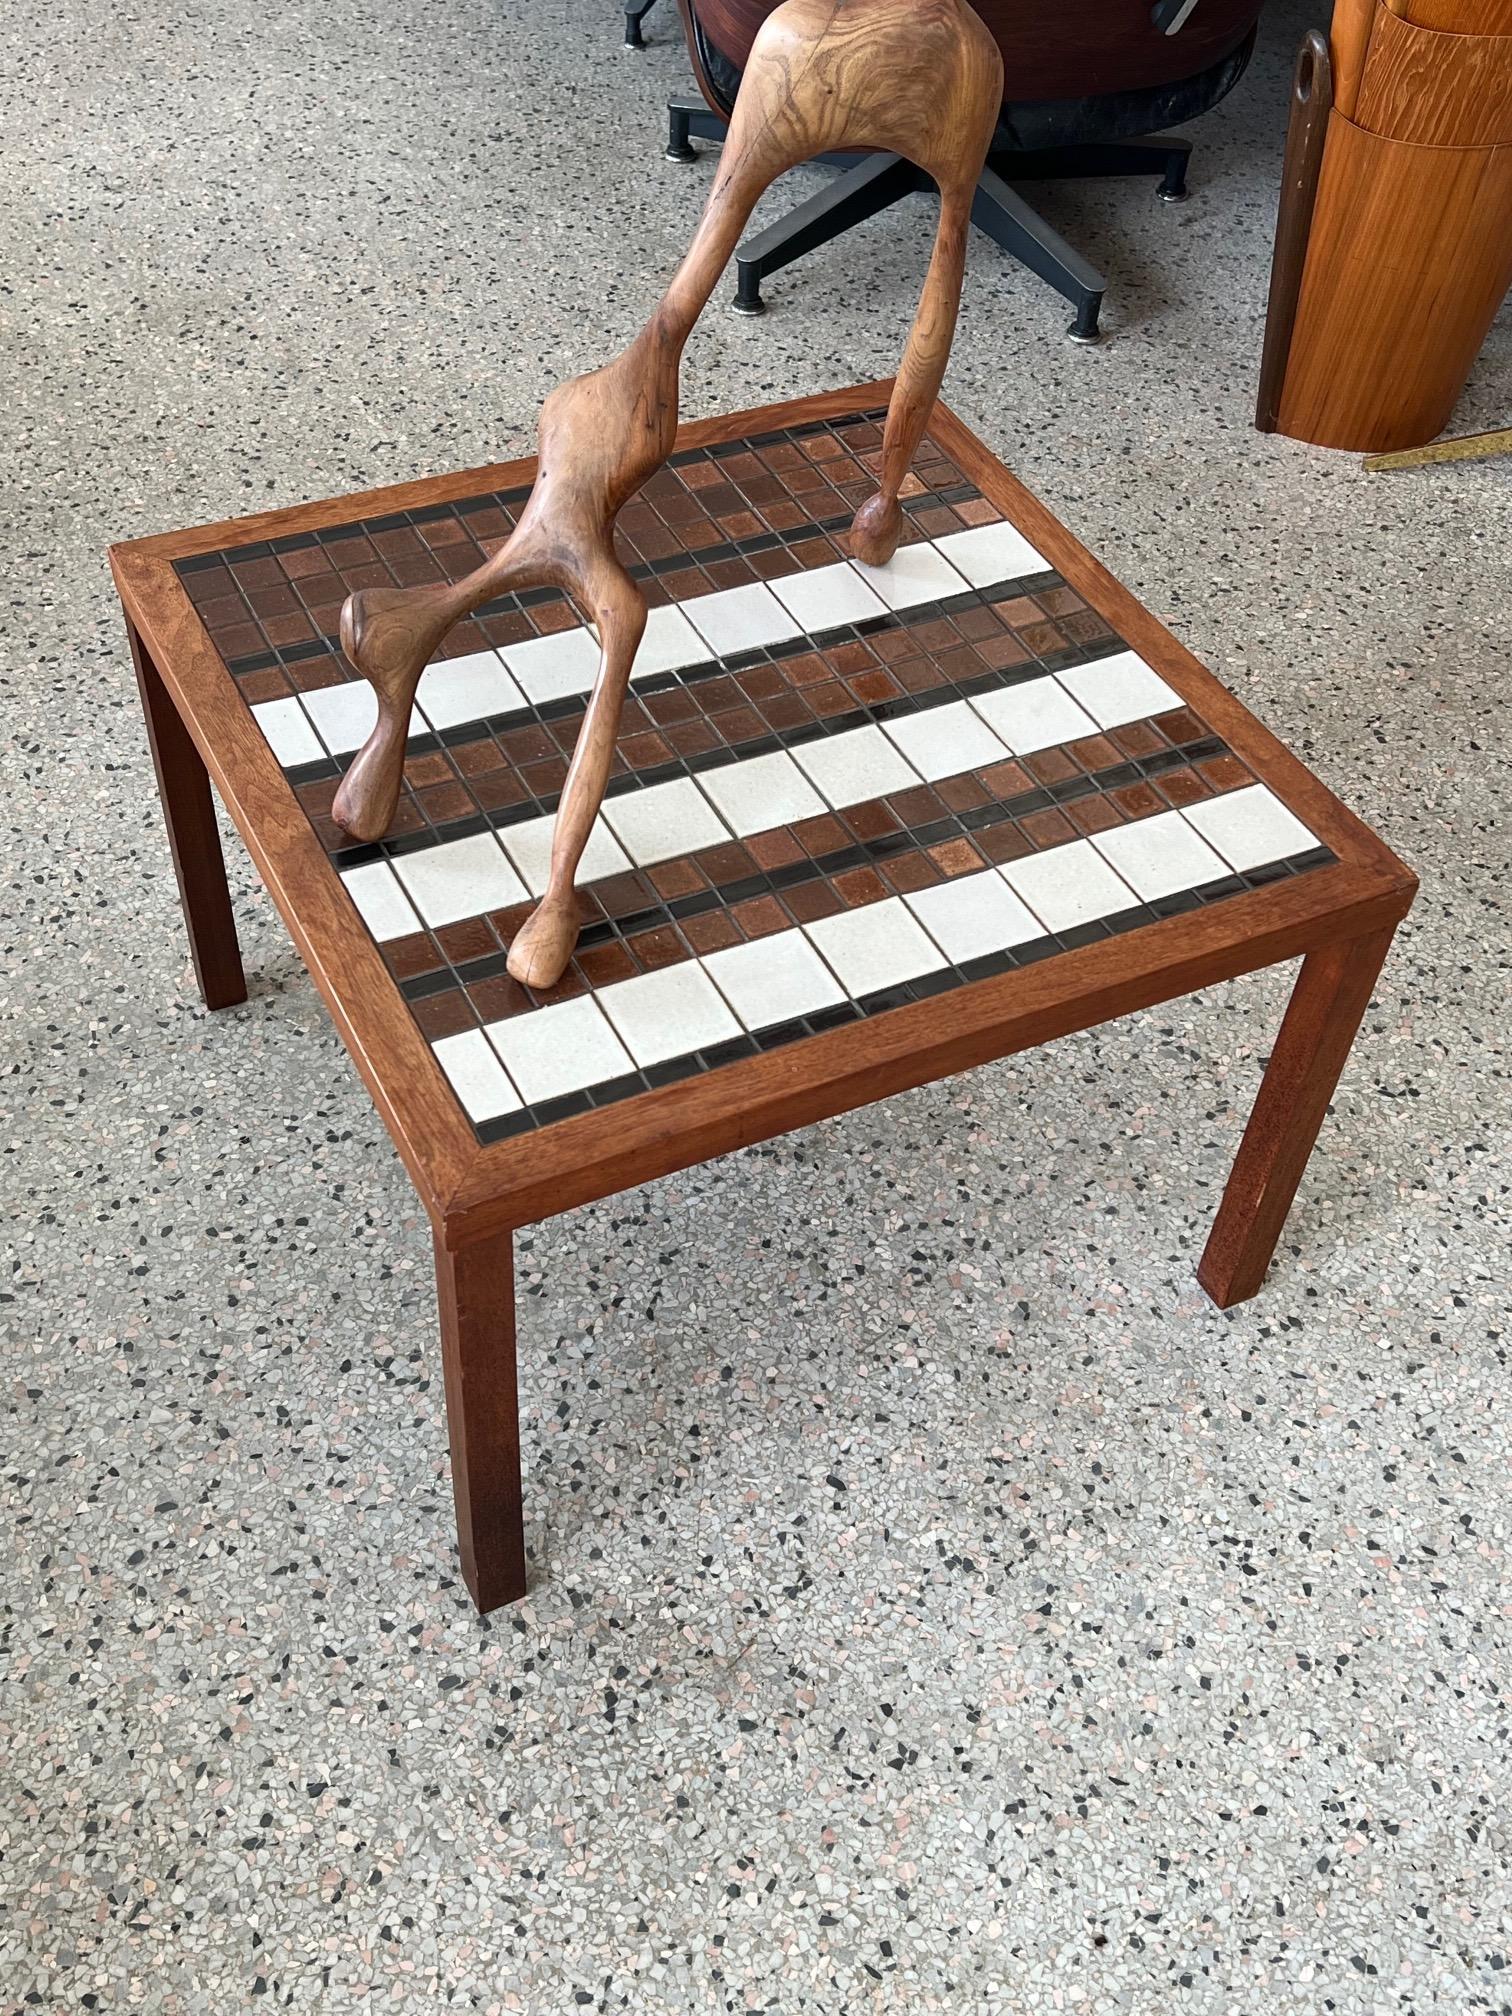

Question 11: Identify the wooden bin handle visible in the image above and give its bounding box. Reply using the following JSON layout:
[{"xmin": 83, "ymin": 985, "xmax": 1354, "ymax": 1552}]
[{"xmin": 1256, "ymin": 30, "xmax": 1334, "ymax": 433}]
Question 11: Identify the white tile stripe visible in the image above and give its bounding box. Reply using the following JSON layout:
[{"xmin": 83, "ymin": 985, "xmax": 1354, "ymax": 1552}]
[
  {"xmin": 431, "ymin": 787, "xmax": 1319, "ymax": 1121},
  {"xmin": 250, "ymin": 529, "xmax": 1052, "ymax": 770},
  {"xmin": 341, "ymin": 654, "xmax": 1185, "ymax": 941}
]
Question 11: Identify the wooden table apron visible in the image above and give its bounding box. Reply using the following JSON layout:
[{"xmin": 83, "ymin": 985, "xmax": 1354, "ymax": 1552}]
[{"xmin": 110, "ymin": 380, "xmax": 1417, "ymax": 1610}]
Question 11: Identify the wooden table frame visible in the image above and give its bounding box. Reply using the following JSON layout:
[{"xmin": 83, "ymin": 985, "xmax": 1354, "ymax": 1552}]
[{"xmin": 111, "ymin": 382, "xmax": 1417, "ymax": 1613}]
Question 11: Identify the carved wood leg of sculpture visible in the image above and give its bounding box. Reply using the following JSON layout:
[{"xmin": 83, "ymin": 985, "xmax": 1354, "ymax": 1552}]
[
  {"xmin": 506, "ymin": 562, "xmax": 647, "ymax": 987},
  {"xmin": 332, "ymin": 582, "xmax": 468, "ymax": 838},
  {"xmin": 851, "ymin": 177, "xmax": 976, "ymax": 566},
  {"xmin": 332, "ymin": 0, "xmax": 1003, "ymax": 989}
]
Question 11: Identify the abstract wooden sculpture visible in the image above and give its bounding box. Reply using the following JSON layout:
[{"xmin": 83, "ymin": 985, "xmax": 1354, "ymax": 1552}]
[{"xmin": 332, "ymin": 0, "xmax": 1002, "ymax": 988}]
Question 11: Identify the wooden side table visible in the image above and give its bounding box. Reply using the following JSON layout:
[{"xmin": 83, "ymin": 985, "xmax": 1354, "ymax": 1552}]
[{"xmin": 110, "ymin": 383, "xmax": 1416, "ymax": 1613}]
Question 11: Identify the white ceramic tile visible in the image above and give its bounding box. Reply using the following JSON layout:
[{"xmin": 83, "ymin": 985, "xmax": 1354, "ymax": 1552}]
[
  {"xmin": 599, "ymin": 962, "xmax": 741, "ymax": 1068},
  {"xmin": 250, "ymin": 696, "xmax": 325, "ymax": 768},
  {"xmin": 702, "ymin": 928, "xmax": 844, "ymax": 1032},
  {"xmin": 881, "ymin": 698, "xmax": 1009, "ymax": 783},
  {"xmin": 497, "ymin": 812, "xmax": 632, "ymax": 897},
  {"xmin": 935, "ymin": 520, "xmax": 1048, "ymax": 588},
  {"xmin": 391, "ymin": 832, "xmax": 526, "ymax": 927},
  {"xmin": 500, "ymin": 625, "xmax": 602, "ymax": 704},
  {"xmin": 791, "ymin": 724, "xmax": 918, "ymax": 809},
  {"xmin": 340, "ymin": 860, "xmax": 421, "ymax": 942},
  {"xmin": 432, "ymin": 1029, "xmax": 521, "ymax": 1122},
  {"xmin": 415, "ymin": 649, "xmax": 525, "ymax": 730},
  {"xmin": 1001, "ymin": 838, "xmax": 1139, "ymax": 934},
  {"xmin": 1091, "ymin": 808, "xmax": 1229, "ymax": 900},
  {"xmin": 488, "ymin": 994, "xmax": 635, "ymax": 1105},
  {"xmin": 970, "ymin": 674, "xmax": 1098, "ymax": 755},
  {"xmin": 684, "ymin": 581, "xmax": 805, "ymax": 660},
  {"xmin": 767, "ymin": 560, "xmax": 887, "ymax": 633},
  {"xmin": 804, "ymin": 896, "xmax": 946, "ymax": 998},
  {"xmin": 301, "ymin": 678, "xmax": 415, "ymax": 757},
  {"xmin": 696, "ymin": 748, "xmax": 825, "ymax": 837},
  {"xmin": 633, "ymin": 603, "xmax": 711, "ymax": 678},
  {"xmin": 904, "ymin": 870, "xmax": 1041, "ymax": 966},
  {"xmin": 1183, "ymin": 783, "xmax": 1319, "ymax": 872},
  {"xmin": 849, "ymin": 540, "xmax": 971, "ymax": 611},
  {"xmin": 601, "ymin": 776, "xmax": 729, "ymax": 868},
  {"xmin": 1056, "ymin": 649, "xmax": 1182, "ymax": 729}
]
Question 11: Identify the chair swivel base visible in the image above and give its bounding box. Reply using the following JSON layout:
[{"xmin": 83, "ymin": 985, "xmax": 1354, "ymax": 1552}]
[{"xmin": 667, "ymin": 93, "xmax": 1195, "ymax": 340}]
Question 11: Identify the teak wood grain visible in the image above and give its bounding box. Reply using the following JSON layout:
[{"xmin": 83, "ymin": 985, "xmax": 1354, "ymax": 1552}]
[
  {"xmin": 129, "ymin": 622, "xmax": 248, "ymax": 1013},
  {"xmin": 1383, "ymin": 0, "xmax": 1512, "ymax": 30},
  {"xmin": 113, "ymin": 384, "xmax": 1417, "ymax": 1610},
  {"xmin": 1354, "ymin": 7, "xmax": 1512, "ymax": 146},
  {"xmin": 1275, "ymin": 111, "xmax": 1512, "ymax": 450},
  {"xmin": 1328, "ymin": 0, "xmax": 1377, "ymax": 116},
  {"xmin": 1198, "ymin": 924, "xmax": 1399, "ymax": 1306},
  {"xmin": 328, "ymin": 0, "xmax": 1002, "ymax": 992}
]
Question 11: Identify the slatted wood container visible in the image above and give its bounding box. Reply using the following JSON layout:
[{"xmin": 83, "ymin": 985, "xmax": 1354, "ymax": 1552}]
[{"xmin": 1270, "ymin": 0, "xmax": 1512, "ymax": 450}]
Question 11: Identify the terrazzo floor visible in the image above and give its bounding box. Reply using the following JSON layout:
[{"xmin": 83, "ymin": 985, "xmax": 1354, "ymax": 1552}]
[{"xmin": 3, "ymin": 0, "xmax": 1509, "ymax": 2010}]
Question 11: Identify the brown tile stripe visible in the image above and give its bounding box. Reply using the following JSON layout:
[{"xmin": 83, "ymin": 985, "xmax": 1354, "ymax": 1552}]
[
  {"xmin": 180, "ymin": 416, "xmax": 997, "ymax": 704},
  {"xmin": 384, "ymin": 715, "xmax": 1257, "ymax": 1045},
  {"xmin": 292, "ymin": 587, "xmax": 1121, "ymax": 849}
]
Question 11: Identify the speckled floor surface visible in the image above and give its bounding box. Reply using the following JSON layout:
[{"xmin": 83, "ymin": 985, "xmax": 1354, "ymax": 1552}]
[{"xmin": 4, "ymin": 1, "xmax": 1509, "ymax": 2009}]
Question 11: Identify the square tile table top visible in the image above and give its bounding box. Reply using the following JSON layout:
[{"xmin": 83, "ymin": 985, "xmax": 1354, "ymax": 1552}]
[{"xmin": 111, "ymin": 383, "xmax": 1416, "ymax": 1611}]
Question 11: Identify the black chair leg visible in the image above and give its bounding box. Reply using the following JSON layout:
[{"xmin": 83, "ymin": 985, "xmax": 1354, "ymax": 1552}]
[
  {"xmin": 624, "ymin": 0, "xmax": 658, "ymax": 49},
  {"xmin": 999, "ymin": 136, "xmax": 1193, "ymax": 203},
  {"xmin": 730, "ymin": 152, "xmax": 922, "ymax": 315},
  {"xmin": 970, "ymin": 167, "xmax": 1107, "ymax": 343},
  {"xmin": 666, "ymin": 92, "xmax": 730, "ymax": 163}
]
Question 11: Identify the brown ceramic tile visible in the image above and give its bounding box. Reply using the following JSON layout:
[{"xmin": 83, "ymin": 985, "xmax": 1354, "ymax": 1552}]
[
  {"xmin": 1153, "ymin": 707, "xmax": 1205, "ymax": 747},
  {"xmin": 239, "ymin": 668, "xmax": 292, "ymax": 703},
  {"xmin": 731, "ymin": 895, "xmax": 790, "ymax": 939},
  {"xmin": 975, "ymin": 819, "xmax": 1034, "ymax": 865},
  {"xmin": 1110, "ymin": 720, "xmax": 1168, "ymax": 760},
  {"xmin": 766, "ymin": 878, "xmax": 832, "ymax": 925},
  {"xmin": 792, "ymin": 813, "xmax": 848, "ymax": 857},
  {"xmin": 576, "ymin": 939, "xmax": 641, "ymax": 988},
  {"xmin": 1111, "ymin": 781, "xmax": 1166, "ymax": 820},
  {"xmin": 1020, "ymin": 807, "xmax": 1078, "ymax": 850},
  {"xmin": 384, "ymin": 931, "xmax": 446, "ymax": 979},
  {"xmin": 648, "ymin": 857, "xmax": 706, "ymax": 900},
  {"xmin": 435, "ymin": 916, "xmax": 500, "ymax": 963},
  {"xmin": 469, "ymin": 974, "xmax": 535, "ymax": 1022},
  {"xmin": 833, "ymin": 866, "xmax": 889, "ymax": 908},
  {"xmin": 1198, "ymin": 752, "xmax": 1251, "ymax": 793},
  {"xmin": 1158, "ymin": 766, "xmax": 1214, "ymax": 809},
  {"xmin": 624, "ymin": 924, "xmax": 690, "ymax": 971},
  {"xmin": 843, "ymin": 798, "xmax": 902, "ymax": 844},
  {"xmin": 927, "ymin": 837, "xmax": 985, "ymax": 878},
  {"xmin": 1066, "ymin": 794, "xmax": 1125, "ymax": 837},
  {"xmin": 1024, "ymin": 747, "xmax": 1080, "ymax": 787},
  {"xmin": 412, "ymin": 989, "xmax": 478, "ymax": 1041},
  {"xmin": 881, "ymin": 850, "xmax": 944, "ymax": 896},
  {"xmin": 935, "ymin": 772, "xmax": 992, "ymax": 813},
  {"xmin": 681, "ymin": 909, "xmax": 742, "ymax": 955},
  {"xmin": 747, "ymin": 827, "xmax": 805, "ymax": 871}
]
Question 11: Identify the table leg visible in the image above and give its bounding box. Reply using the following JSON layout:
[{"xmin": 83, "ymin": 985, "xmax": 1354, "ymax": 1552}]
[
  {"xmin": 129, "ymin": 621, "xmax": 247, "ymax": 1010},
  {"xmin": 1198, "ymin": 923, "xmax": 1398, "ymax": 1308},
  {"xmin": 433, "ymin": 1228, "xmax": 527, "ymax": 1611}
]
